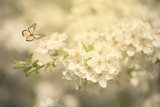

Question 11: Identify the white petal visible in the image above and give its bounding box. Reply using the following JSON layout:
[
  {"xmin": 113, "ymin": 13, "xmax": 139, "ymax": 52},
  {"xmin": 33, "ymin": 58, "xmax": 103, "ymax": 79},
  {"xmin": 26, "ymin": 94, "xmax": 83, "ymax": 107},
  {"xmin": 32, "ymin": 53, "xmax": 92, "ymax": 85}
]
[
  {"xmin": 87, "ymin": 59, "xmax": 95, "ymax": 67},
  {"xmin": 94, "ymin": 67, "xmax": 102, "ymax": 74},
  {"xmin": 86, "ymin": 73, "xmax": 92, "ymax": 81},
  {"xmin": 99, "ymin": 80, "xmax": 107, "ymax": 88},
  {"xmin": 101, "ymin": 63, "xmax": 106, "ymax": 71},
  {"xmin": 152, "ymin": 41, "xmax": 160, "ymax": 47},
  {"xmin": 105, "ymin": 75, "xmax": 113, "ymax": 80},
  {"xmin": 35, "ymin": 48, "xmax": 48, "ymax": 54},
  {"xmin": 68, "ymin": 62, "xmax": 76, "ymax": 70},
  {"xmin": 125, "ymin": 39, "xmax": 131, "ymax": 45},
  {"xmin": 90, "ymin": 76, "xmax": 97, "ymax": 83},
  {"xmin": 108, "ymin": 65, "xmax": 116, "ymax": 74},
  {"xmin": 143, "ymin": 47, "xmax": 153, "ymax": 55},
  {"xmin": 126, "ymin": 50, "xmax": 135, "ymax": 56}
]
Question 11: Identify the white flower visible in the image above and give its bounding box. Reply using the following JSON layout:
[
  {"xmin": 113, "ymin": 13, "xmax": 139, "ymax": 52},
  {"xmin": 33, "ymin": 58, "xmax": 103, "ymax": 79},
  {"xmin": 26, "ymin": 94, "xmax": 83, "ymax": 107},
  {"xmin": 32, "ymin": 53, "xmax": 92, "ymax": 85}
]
[
  {"xmin": 126, "ymin": 46, "xmax": 136, "ymax": 57},
  {"xmin": 48, "ymin": 33, "xmax": 68, "ymax": 50},
  {"xmin": 87, "ymin": 52, "xmax": 106, "ymax": 74},
  {"xmin": 65, "ymin": 47, "xmax": 87, "ymax": 78},
  {"xmin": 63, "ymin": 39, "xmax": 122, "ymax": 88},
  {"xmin": 98, "ymin": 77, "xmax": 107, "ymax": 88},
  {"xmin": 94, "ymin": 72, "xmax": 111, "ymax": 88},
  {"xmin": 36, "ymin": 40, "xmax": 53, "ymax": 54},
  {"xmin": 36, "ymin": 33, "xmax": 68, "ymax": 54},
  {"xmin": 50, "ymin": 33, "xmax": 67, "ymax": 42}
]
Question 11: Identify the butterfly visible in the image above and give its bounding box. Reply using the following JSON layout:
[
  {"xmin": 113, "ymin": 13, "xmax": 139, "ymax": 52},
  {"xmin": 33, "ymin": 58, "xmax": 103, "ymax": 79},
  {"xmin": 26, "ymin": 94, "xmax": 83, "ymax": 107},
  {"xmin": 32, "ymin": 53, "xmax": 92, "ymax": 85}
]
[{"xmin": 22, "ymin": 23, "xmax": 45, "ymax": 42}]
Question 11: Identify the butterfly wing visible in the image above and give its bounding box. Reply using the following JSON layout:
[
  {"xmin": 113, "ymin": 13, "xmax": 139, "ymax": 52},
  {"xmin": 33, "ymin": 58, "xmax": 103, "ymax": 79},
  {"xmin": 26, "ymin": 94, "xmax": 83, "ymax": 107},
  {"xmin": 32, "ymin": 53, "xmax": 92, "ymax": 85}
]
[
  {"xmin": 33, "ymin": 34, "xmax": 45, "ymax": 39},
  {"xmin": 22, "ymin": 23, "xmax": 45, "ymax": 42},
  {"xmin": 28, "ymin": 23, "xmax": 36, "ymax": 34},
  {"xmin": 22, "ymin": 30, "xmax": 31, "ymax": 37},
  {"xmin": 26, "ymin": 36, "xmax": 34, "ymax": 42}
]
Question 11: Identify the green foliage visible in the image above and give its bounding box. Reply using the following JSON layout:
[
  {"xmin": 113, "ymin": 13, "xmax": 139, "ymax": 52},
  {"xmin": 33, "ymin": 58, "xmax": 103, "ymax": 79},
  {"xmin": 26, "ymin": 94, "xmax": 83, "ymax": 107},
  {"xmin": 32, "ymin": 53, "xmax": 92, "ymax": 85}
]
[
  {"xmin": 13, "ymin": 53, "xmax": 57, "ymax": 76},
  {"xmin": 83, "ymin": 57, "xmax": 92, "ymax": 66},
  {"xmin": 45, "ymin": 61, "xmax": 56, "ymax": 72},
  {"xmin": 52, "ymin": 50, "xmax": 59, "ymax": 56},
  {"xmin": 25, "ymin": 67, "xmax": 37, "ymax": 77},
  {"xmin": 50, "ymin": 61, "xmax": 56, "ymax": 72},
  {"xmin": 45, "ymin": 63, "xmax": 50, "ymax": 71},
  {"xmin": 13, "ymin": 61, "xmax": 28, "ymax": 68},
  {"xmin": 52, "ymin": 49, "xmax": 68, "ymax": 59},
  {"xmin": 52, "ymin": 50, "xmax": 63, "ymax": 56},
  {"xmin": 13, "ymin": 53, "xmax": 40, "ymax": 76},
  {"xmin": 32, "ymin": 60, "xmax": 39, "ymax": 69},
  {"xmin": 82, "ymin": 42, "xmax": 94, "ymax": 52}
]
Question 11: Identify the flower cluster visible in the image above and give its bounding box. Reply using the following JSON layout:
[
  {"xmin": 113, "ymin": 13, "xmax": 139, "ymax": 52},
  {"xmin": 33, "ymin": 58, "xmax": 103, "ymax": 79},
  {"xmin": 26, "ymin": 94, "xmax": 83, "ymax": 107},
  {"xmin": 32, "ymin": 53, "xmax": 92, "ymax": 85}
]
[
  {"xmin": 63, "ymin": 32, "xmax": 122, "ymax": 88},
  {"xmin": 103, "ymin": 19, "xmax": 160, "ymax": 57},
  {"xmin": 13, "ymin": 0, "xmax": 160, "ymax": 89},
  {"xmin": 36, "ymin": 33, "xmax": 67, "ymax": 54},
  {"xmin": 62, "ymin": 19, "xmax": 160, "ymax": 88},
  {"xmin": 101, "ymin": 19, "xmax": 160, "ymax": 87},
  {"xmin": 13, "ymin": 18, "xmax": 160, "ymax": 88}
]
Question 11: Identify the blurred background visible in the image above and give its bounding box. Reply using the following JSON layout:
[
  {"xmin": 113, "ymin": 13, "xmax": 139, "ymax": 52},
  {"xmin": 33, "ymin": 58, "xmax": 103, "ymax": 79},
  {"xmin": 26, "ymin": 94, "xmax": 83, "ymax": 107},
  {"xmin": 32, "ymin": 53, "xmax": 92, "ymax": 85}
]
[{"xmin": 0, "ymin": 0, "xmax": 160, "ymax": 107}]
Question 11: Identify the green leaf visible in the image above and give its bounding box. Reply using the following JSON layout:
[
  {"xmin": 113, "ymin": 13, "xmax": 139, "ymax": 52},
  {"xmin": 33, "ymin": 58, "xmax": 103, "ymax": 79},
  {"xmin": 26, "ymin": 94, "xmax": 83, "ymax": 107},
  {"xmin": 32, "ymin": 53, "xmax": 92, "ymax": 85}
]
[
  {"xmin": 13, "ymin": 60, "xmax": 28, "ymax": 69},
  {"xmin": 82, "ymin": 43, "xmax": 88, "ymax": 51},
  {"xmin": 44, "ymin": 61, "xmax": 56, "ymax": 72},
  {"xmin": 28, "ymin": 53, "xmax": 33, "ymax": 64},
  {"xmin": 63, "ymin": 51, "xmax": 68, "ymax": 59},
  {"xmin": 25, "ymin": 67, "xmax": 37, "ymax": 77},
  {"xmin": 24, "ymin": 67, "xmax": 32, "ymax": 72},
  {"xmin": 49, "ymin": 61, "xmax": 56, "ymax": 72},
  {"xmin": 50, "ymin": 62, "xmax": 53, "ymax": 72},
  {"xmin": 32, "ymin": 60, "xmax": 39, "ymax": 69},
  {"xmin": 45, "ymin": 63, "xmax": 50, "ymax": 71},
  {"xmin": 52, "ymin": 62, "xmax": 56, "ymax": 67},
  {"xmin": 52, "ymin": 50, "xmax": 59, "ymax": 56},
  {"xmin": 83, "ymin": 57, "xmax": 92, "ymax": 66},
  {"xmin": 82, "ymin": 42, "xmax": 94, "ymax": 52},
  {"xmin": 52, "ymin": 50, "xmax": 64, "ymax": 57},
  {"xmin": 88, "ymin": 42, "xmax": 94, "ymax": 51}
]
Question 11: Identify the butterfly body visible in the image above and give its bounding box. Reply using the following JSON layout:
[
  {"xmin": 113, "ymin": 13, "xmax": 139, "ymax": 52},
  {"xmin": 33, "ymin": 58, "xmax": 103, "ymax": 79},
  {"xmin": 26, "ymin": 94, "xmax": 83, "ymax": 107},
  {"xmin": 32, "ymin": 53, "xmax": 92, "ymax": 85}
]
[{"xmin": 22, "ymin": 23, "xmax": 45, "ymax": 42}]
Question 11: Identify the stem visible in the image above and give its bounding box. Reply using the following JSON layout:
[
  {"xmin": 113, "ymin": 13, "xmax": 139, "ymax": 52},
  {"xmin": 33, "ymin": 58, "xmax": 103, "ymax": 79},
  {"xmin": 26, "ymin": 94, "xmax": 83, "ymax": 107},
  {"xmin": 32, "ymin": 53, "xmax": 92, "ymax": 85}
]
[{"xmin": 38, "ymin": 52, "xmax": 67, "ymax": 70}]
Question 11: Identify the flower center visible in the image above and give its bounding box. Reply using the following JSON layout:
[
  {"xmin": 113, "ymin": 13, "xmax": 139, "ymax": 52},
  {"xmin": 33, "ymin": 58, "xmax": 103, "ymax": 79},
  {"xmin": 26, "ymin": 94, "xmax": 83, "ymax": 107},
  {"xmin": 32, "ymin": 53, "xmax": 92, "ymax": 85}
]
[
  {"xmin": 119, "ymin": 25, "xmax": 123, "ymax": 30},
  {"xmin": 98, "ymin": 50, "xmax": 103, "ymax": 55},
  {"xmin": 55, "ymin": 37, "xmax": 59, "ymax": 41},
  {"xmin": 97, "ymin": 60, "xmax": 102, "ymax": 65},
  {"xmin": 43, "ymin": 45, "xmax": 47, "ymax": 49},
  {"xmin": 75, "ymin": 52, "xmax": 79, "ymax": 57},
  {"xmin": 131, "ymin": 34, "xmax": 135, "ymax": 38},
  {"xmin": 142, "ymin": 42, "xmax": 146, "ymax": 48},
  {"xmin": 76, "ymin": 60, "xmax": 80, "ymax": 64}
]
